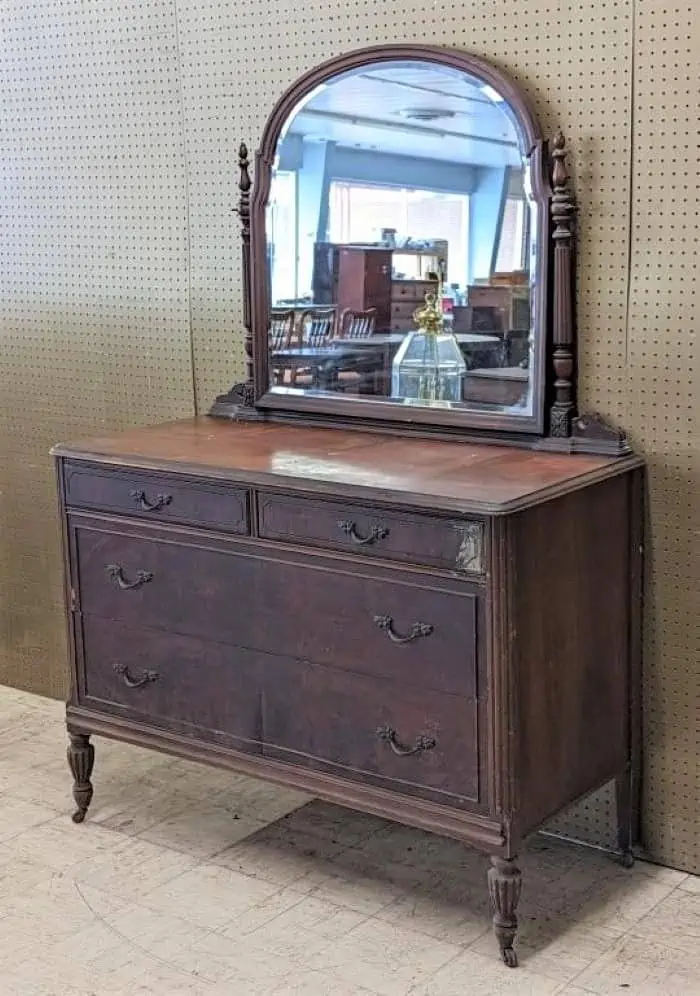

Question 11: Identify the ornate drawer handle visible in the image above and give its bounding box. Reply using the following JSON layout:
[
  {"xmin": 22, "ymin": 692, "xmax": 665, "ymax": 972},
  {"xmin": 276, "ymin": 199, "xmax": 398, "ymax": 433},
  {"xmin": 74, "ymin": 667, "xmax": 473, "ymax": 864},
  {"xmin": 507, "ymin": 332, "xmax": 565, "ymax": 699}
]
[
  {"xmin": 112, "ymin": 661, "xmax": 159, "ymax": 688},
  {"xmin": 337, "ymin": 520, "xmax": 389, "ymax": 546},
  {"xmin": 129, "ymin": 489, "xmax": 172, "ymax": 512},
  {"xmin": 105, "ymin": 564, "xmax": 153, "ymax": 590},
  {"xmin": 373, "ymin": 614, "xmax": 433, "ymax": 644},
  {"xmin": 376, "ymin": 726, "xmax": 436, "ymax": 757}
]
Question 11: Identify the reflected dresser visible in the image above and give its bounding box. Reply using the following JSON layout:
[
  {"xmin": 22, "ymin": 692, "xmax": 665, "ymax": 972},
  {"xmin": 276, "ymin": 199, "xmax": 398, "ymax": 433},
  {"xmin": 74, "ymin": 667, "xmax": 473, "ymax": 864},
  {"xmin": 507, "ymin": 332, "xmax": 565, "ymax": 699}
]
[{"xmin": 55, "ymin": 417, "xmax": 643, "ymax": 968}]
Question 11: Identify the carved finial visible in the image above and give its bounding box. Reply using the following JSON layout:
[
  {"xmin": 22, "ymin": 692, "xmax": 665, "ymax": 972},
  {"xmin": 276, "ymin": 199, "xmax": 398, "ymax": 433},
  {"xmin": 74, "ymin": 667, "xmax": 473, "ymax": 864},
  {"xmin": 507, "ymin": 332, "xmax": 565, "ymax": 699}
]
[
  {"xmin": 550, "ymin": 132, "xmax": 575, "ymax": 241},
  {"xmin": 238, "ymin": 142, "xmax": 251, "ymax": 196},
  {"xmin": 551, "ymin": 131, "xmax": 568, "ymax": 188}
]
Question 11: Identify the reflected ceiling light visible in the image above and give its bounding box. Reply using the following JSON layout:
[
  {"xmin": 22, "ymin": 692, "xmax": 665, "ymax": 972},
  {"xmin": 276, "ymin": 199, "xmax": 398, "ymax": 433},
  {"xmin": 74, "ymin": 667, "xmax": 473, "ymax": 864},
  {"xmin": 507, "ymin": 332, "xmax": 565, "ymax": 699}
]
[
  {"xmin": 398, "ymin": 108, "xmax": 458, "ymax": 122},
  {"xmin": 481, "ymin": 84, "xmax": 505, "ymax": 103}
]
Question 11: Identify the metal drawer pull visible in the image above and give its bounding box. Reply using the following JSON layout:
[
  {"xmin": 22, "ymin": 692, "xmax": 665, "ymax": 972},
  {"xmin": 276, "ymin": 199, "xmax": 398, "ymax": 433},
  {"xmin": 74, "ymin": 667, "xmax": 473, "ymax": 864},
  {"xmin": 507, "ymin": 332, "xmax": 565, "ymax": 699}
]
[
  {"xmin": 113, "ymin": 662, "xmax": 159, "ymax": 688},
  {"xmin": 373, "ymin": 614, "xmax": 433, "ymax": 644},
  {"xmin": 129, "ymin": 489, "xmax": 172, "ymax": 512},
  {"xmin": 337, "ymin": 520, "xmax": 389, "ymax": 546},
  {"xmin": 376, "ymin": 726, "xmax": 436, "ymax": 757},
  {"xmin": 105, "ymin": 564, "xmax": 153, "ymax": 591}
]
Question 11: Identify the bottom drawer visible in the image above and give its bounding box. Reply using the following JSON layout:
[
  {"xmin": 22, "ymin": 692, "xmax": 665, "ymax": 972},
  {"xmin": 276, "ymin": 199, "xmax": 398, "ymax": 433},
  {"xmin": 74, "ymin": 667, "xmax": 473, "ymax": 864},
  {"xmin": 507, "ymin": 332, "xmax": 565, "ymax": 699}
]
[
  {"xmin": 262, "ymin": 657, "xmax": 479, "ymax": 806},
  {"xmin": 79, "ymin": 617, "xmax": 263, "ymax": 750}
]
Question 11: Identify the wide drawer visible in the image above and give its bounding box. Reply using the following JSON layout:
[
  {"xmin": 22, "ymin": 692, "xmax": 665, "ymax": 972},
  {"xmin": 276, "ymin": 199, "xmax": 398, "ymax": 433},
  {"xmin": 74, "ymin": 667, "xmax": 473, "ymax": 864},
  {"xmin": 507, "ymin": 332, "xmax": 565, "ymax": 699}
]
[
  {"xmin": 263, "ymin": 657, "xmax": 479, "ymax": 805},
  {"xmin": 257, "ymin": 491, "xmax": 484, "ymax": 575},
  {"xmin": 78, "ymin": 617, "xmax": 263, "ymax": 750},
  {"xmin": 63, "ymin": 462, "xmax": 250, "ymax": 534},
  {"xmin": 72, "ymin": 520, "xmax": 479, "ymax": 697}
]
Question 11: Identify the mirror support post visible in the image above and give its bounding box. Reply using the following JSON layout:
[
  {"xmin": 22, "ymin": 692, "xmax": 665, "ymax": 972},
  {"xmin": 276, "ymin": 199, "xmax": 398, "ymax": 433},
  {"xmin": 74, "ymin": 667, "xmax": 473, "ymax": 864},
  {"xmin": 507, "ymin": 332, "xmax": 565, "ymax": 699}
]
[
  {"xmin": 548, "ymin": 132, "xmax": 576, "ymax": 437},
  {"xmin": 210, "ymin": 142, "xmax": 259, "ymax": 417}
]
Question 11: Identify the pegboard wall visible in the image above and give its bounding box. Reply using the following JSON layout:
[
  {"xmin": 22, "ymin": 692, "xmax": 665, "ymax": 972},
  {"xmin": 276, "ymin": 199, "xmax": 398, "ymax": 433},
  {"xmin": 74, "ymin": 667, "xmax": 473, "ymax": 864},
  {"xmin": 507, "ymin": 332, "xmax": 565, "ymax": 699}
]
[{"xmin": 0, "ymin": 0, "xmax": 697, "ymax": 873}]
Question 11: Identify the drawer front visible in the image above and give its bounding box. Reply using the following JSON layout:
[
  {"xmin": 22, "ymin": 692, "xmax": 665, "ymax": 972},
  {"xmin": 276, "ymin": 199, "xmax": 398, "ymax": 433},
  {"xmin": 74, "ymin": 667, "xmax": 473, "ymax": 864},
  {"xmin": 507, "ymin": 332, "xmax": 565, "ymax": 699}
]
[
  {"xmin": 79, "ymin": 617, "xmax": 263, "ymax": 749},
  {"xmin": 391, "ymin": 300, "xmax": 420, "ymax": 321},
  {"xmin": 392, "ymin": 280, "xmax": 436, "ymax": 301},
  {"xmin": 72, "ymin": 521, "xmax": 479, "ymax": 697},
  {"xmin": 257, "ymin": 491, "xmax": 484, "ymax": 575},
  {"xmin": 63, "ymin": 462, "xmax": 250, "ymax": 534},
  {"xmin": 263, "ymin": 657, "xmax": 479, "ymax": 805}
]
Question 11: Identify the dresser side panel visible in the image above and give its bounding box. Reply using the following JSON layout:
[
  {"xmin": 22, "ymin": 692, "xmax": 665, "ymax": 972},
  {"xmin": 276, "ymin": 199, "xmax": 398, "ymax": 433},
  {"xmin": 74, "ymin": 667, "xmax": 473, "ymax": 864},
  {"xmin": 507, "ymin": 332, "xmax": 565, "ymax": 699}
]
[{"xmin": 509, "ymin": 473, "xmax": 634, "ymax": 837}]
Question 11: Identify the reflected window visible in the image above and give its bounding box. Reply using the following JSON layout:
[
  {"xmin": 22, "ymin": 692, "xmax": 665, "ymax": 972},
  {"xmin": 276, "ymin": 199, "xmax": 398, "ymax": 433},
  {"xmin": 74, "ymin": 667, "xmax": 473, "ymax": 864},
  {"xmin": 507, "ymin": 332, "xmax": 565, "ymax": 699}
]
[
  {"xmin": 328, "ymin": 181, "xmax": 469, "ymax": 285},
  {"xmin": 269, "ymin": 171, "xmax": 298, "ymax": 302},
  {"xmin": 494, "ymin": 195, "xmax": 528, "ymax": 273}
]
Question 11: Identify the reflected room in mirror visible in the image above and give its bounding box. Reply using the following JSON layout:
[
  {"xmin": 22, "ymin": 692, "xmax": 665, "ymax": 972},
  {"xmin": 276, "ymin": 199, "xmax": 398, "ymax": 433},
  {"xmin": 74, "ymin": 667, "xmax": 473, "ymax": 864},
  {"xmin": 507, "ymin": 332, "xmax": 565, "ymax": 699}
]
[{"xmin": 265, "ymin": 60, "xmax": 538, "ymax": 416}]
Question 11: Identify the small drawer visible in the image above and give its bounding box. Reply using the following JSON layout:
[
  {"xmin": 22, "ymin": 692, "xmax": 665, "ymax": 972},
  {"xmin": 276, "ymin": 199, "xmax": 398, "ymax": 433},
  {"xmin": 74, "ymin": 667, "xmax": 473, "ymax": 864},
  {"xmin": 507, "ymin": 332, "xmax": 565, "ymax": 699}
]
[
  {"xmin": 64, "ymin": 462, "xmax": 250, "ymax": 534},
  {"xmin": 391, "ymin": 300, "xmax": 420, "ymax": 321},
  {"xmin": 392, "ymin": 280, "xmax": 435, "ymax": 300},
  {"xmin": 79, "ymin": 617, "xmax": 263, "ymax": 750},
  {"xmin": 262, "ymin": 658, "xmax": 479, "ymax": 806},
  {"xmin": 257, "ymin": 491, "xmax": 484, "ymax": 574}
]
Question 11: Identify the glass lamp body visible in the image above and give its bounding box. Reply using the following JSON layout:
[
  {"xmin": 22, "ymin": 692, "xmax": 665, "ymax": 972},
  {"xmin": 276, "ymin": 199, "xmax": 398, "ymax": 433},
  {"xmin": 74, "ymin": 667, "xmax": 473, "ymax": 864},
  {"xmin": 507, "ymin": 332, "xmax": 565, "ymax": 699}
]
[{"xmin": 391, "ymin": 330, "xmax": 467, "ymax": 404}]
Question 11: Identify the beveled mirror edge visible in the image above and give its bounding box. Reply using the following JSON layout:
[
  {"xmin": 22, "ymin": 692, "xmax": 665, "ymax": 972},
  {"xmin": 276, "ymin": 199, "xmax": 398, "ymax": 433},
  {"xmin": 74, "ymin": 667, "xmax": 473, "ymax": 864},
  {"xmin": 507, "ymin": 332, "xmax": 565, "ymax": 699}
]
[{"xmin": 210, "ymin": 44, "xmax": 633, "ymax": 457}]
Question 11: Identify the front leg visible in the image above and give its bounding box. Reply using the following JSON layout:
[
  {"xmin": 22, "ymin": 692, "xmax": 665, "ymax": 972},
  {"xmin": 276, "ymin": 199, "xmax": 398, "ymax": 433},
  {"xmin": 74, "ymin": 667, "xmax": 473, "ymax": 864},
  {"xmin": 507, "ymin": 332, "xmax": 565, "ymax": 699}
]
[
  {"xmin": 487, "ymin": 856, "xmax": 522, "ymax": 967},
  {"xmin": 67, "ymin": 732, "xmax": 95, "ymax": 824}
]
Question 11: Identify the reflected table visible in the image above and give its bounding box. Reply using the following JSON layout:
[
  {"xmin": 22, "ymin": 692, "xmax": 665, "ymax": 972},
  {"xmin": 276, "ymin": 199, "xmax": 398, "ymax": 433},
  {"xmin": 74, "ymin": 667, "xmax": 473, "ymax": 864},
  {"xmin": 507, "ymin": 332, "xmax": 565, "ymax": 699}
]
[
  {"xmin": 331, "ymin": 333, "xmax": 503, "ymax": 394},
  {"xmin": 271, "ymin": 344, "xmax": 385, "ymax": 392}
]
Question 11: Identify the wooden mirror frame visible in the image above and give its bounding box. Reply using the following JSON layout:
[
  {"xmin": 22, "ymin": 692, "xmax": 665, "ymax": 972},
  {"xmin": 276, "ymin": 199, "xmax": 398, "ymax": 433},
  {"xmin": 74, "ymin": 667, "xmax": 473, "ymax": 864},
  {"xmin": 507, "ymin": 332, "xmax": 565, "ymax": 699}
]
[{"xmin": 212, "ymin": 44, "xmax": 630, "ymax": 456}]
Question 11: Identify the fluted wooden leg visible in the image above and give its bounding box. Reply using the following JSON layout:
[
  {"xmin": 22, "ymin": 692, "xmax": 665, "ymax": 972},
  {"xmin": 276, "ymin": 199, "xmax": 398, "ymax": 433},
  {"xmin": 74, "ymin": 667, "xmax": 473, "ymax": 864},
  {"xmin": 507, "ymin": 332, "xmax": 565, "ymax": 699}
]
[
  {"xmin": 487, "ymin": 856, "xmax": 522, "ymax": 967},
  {"xmin": 67, "ymin": 732, "xmax": 94, "ymax": 824}
]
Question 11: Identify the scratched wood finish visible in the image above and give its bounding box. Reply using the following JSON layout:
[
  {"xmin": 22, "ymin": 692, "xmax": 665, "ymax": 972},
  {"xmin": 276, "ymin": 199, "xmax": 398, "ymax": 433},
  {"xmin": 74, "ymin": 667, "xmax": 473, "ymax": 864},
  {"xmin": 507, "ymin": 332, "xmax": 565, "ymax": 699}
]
[{"xmin": 53, "ymin": 416, "xmax": 642, "ymax": 514}]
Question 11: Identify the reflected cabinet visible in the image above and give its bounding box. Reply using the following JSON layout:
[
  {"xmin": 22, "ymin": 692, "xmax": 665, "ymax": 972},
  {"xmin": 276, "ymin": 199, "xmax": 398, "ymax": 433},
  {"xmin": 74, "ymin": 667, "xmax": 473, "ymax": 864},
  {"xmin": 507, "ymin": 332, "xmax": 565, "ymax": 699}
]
[{"xmin": 58, "ymin": 44, "xmax": 643, "ymax": 972}]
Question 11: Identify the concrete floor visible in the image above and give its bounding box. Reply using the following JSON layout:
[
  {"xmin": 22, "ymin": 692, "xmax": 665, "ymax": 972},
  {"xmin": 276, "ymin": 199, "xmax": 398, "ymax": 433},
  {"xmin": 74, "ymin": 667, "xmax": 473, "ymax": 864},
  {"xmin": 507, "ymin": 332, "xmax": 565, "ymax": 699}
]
[{"xmin": 0, "ymin": 686, "xmax": 697, "ymax": 995}]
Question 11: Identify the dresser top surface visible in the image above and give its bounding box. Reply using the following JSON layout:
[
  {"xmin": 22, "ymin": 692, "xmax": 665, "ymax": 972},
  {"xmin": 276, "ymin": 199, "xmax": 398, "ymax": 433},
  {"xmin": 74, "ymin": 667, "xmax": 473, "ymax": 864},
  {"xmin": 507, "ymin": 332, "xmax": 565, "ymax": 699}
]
[{"xmin": 53, "ymin": 417, "xmax": 641, "ymax": 514}]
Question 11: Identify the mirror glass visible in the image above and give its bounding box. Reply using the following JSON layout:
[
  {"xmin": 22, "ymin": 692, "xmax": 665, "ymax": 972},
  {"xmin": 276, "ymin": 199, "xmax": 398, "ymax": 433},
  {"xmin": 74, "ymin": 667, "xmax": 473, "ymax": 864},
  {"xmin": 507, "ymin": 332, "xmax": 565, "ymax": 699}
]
[{"xmin": 265, "ymin": 60, "xmax": 538, "ymax": 416}]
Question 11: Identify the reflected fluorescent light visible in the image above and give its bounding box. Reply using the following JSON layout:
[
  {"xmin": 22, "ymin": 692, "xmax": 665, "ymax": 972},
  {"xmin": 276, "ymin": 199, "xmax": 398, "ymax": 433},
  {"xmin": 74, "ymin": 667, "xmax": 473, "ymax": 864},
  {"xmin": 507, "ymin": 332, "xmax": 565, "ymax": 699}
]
[{"xmin": 481, "ymin": 84, "xmax": 504, "ymax": 103}]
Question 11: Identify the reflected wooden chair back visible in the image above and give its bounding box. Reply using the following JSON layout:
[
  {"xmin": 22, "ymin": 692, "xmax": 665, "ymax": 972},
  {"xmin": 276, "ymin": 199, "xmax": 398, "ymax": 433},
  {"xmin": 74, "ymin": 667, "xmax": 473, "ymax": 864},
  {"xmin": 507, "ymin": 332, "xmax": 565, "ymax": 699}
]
[
  {"xmin": 268, "ymin": 309, "xmax": 295, "ymax": 350},
  {"xmin": 300, "ymin": 308, "xmax": 336, "ymax": 346},
  {"xmin": 338, "ymin": 308, "xmax": 377, "ymax": 340}
]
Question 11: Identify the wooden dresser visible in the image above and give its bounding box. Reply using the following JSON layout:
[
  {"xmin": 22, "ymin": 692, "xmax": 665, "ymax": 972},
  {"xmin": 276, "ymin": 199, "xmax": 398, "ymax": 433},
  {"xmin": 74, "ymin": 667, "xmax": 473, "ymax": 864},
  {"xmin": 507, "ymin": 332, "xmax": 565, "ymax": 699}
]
[
  {"xmin": 55, "ymin": 417, "xmax": 643, "ymax": 967},
  {"xmin": 390, "ymin": 278, "xmax": 437, "ymax": 332}
]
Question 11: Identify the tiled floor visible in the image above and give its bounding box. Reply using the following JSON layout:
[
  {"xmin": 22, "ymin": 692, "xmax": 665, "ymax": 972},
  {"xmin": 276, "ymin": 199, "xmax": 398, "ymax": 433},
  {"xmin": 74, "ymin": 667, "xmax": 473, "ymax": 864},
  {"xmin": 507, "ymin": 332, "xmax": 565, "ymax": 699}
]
[{"xmin": 0, "ymin": 688, "xmax": 697, "ymax": 995}]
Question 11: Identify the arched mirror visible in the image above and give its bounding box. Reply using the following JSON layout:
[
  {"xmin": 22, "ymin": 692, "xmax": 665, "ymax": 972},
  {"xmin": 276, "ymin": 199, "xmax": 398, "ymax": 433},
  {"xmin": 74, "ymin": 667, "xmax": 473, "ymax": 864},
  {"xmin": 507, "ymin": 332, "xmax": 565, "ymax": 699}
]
[{"xmin": 214, "ymin": 46, "xmax": 594, "ymax": 447}]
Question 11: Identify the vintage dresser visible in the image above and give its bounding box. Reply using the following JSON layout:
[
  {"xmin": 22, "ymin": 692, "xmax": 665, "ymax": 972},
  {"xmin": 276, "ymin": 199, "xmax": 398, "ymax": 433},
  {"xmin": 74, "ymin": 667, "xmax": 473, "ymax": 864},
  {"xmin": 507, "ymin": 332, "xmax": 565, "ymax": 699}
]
[{"xmin": 55, "ymin": 43, "xmax": 644, "ymax": 968}]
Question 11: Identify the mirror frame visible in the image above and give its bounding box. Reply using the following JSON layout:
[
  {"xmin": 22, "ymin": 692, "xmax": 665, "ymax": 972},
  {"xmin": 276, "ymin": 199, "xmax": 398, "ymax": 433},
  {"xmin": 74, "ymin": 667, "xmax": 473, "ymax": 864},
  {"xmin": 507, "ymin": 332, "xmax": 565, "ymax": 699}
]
[{"xmin": 212, "ymin": 44, "xmax": 631, "ymax": 455}]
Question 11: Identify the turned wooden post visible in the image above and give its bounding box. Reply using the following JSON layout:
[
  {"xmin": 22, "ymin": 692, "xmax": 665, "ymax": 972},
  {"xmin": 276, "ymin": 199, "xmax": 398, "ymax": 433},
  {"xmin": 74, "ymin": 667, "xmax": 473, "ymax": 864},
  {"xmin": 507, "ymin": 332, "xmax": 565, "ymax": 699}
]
[
  {"xmin": 67, "ymin": 732, "xmax": 95, "ymax": 824},
  {"xmin": 549, "ymin": 132, "xmax": 577, "ymax": 437},
  {"xmin": 488, "ymin": 856, "xmax": 522, "ymax": 967}
]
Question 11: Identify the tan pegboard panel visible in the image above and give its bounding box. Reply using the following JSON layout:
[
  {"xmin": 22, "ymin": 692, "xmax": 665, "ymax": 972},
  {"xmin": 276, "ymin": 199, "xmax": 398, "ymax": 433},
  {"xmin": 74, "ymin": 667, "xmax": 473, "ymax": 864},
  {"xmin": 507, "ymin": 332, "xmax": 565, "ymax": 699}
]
[
  {"xmin": 545, "ymin": 783, "xmax": 618, "ymax": 851},
  {"xmin": 0, "ymin": 1, "xmax": 195, "ymax": 698},
  {"xmin": 625, "ymin": 2, "xmax": 700, "ymax": 874}
]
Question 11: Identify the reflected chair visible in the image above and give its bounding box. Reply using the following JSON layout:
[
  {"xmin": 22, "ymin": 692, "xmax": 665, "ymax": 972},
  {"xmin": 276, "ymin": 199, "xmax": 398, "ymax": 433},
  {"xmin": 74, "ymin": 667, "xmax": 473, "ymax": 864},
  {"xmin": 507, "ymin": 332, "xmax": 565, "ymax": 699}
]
[
  {"xmin": 334, "ymin": 309, "xmax": 380, "ymax": 394},
  {"xmin": 337, "ymin": 308, "xmax": 377, "ymax": 340},
  {"xmin": 292, "ymin": 308, "xmax": 337, "ymax": 387},
  {"xmin": 268, "ymin": 309, "xmax": 295, "ymax": 385},
  {"xmin": 299, "ymin": 308, "xmax": 336, "ymax": 345}
]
